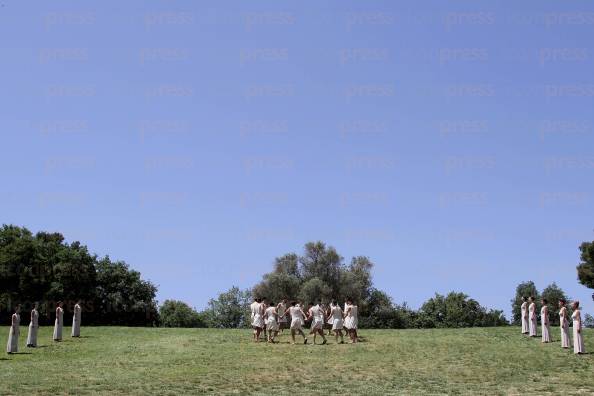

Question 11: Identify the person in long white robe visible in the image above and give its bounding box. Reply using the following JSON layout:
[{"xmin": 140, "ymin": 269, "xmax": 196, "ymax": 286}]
[
  {"xmin": 26, "ymin": 303, "xmax": 39, "ymax": 348},
  {"xmin": 559, "ymin": 299, "xmax": 570, "ymax": 349},
  {"xmin": 264, "ymin": 304, "xmax": 279, "ymax": 343},
  {"xmin": 72, "ymin": 301, "xmax": 82, "ymax": 337},
  {"xmin": 53, "ymin": 302, "xmax": 64, "ymax": 341},
  {"xmin": 571, "ymin": 301, "xmax": 585, "ymax": 354},
  {"xmin": 308, "ymin": 302, "xmax": 327, "ymax": 345},
  {"xmin": 329, "ymin": 300, "xmax": 344, "ymax": 344},
  {"xmin": 250, "ymin": 298, "xmax": 264, "ymax": 342},
  {"xmin": 540, "ymin": 299, "xmax": 551, "ymax": 343},
  {"xmin": 6, "ymin": 305, "xmax": 21, "ymax": 354},
  {"xmin": 284, "ymin": 302, "xmax": 308, "ymax": 344},
  {"xmin": 520, "ymin": 297, "xmax": 529, "ymax": 334},
  {"xmin": 528, "ymin": 297, "xmax": 537, "ymax": 337}
]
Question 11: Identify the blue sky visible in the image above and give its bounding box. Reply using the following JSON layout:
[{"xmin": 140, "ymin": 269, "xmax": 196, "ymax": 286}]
[{"xmin": 2, "ymin": 1, "xmax": 594, "ymax": 317}]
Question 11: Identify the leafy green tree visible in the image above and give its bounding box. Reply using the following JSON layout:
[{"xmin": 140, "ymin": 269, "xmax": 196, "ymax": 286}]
[
  {"xmin": 206, "ymin": 286, "xmax": 251, "ymax": 328},
  {"xmin": 511, "ymin": 281, "xmax": 539, "ymax": 325},
  {"xmin": 540, "ymin": 283, "xmax": 570, "ymax": 326},
  {"xmin": 299, "ymin": 277, "xmax": 332, "ymax": 304},
  {"xmin": 420, "ymin": 292, "xmax": 507, "ymax": 328},
  {"xmin": 159, "ymin": 300, "xmax": 205, "ymax": 327},
  {"xmin": 577, "ymin": 241, "xmax": 594, "ymax": 289}
]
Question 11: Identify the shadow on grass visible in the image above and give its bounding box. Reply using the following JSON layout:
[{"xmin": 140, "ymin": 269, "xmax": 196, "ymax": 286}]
[{"xmin": 7, "ymin": 352, "xmax": 32, "ymax": 355}]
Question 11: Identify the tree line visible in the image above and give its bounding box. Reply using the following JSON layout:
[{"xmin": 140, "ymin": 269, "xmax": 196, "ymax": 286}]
[
  {"xmin": 3, "ymin": 224, "xmax": 593, "ymax": 329},
  {"xmin": 0, "ymin": 225, "xmax": 158, "ymax": 326}
]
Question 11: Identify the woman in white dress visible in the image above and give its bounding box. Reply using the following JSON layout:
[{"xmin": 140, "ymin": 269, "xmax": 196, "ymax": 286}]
[
  {"xmin": 329, "ymin": 300, "xmax": 344, "ymax": 344},
  {"xmin": 26, "ymin": 302, "xmax": 39, "ymax": 348},
  {"xmin": 264, "ymin": 302, "xmax": 279, "ymax": 343},
  {"xmin": 6, "ymin": 305, "xmax": 21, "ymax": 354},
  {"xmin": 72, "ymin": 300, "xmax": 82, "ymax": 337},
  {"xmin": 276, "ymin": 299, "xmax": 288, "ymax": 332},
  {"xmin": 528, "ymin": 296, "xmax": 537, "ymax": 337},
  {"xmin": 344, "ymin": 298, "xmax": 359, "ymax": 343},
  {"xmin": 558, "ymin": 299, "xmax": 570, "ymax": 349},
  {"xmin": 540, "ymin": 298, "xmax": 551, "ymax": 343},
  {"xmin": 53, "ymin": 301, "xmax": 64, "ymax": 341},
  {"xmin": 520, "ymin": 297, "xmax": 529, "ymax": 334},
  {"xmin": 571, "ymin": 301, "xmax": 585, "ymax": 354},
  {"xmin": 308, "ymin": 301, "xmax": 327, "ymax": 345},
  {"xmin": 284, "ymin": 301, "xmax": 308, "ymax": 344},
  {"xmin": 250, "ymin": 298, "xmax": 264, "ymax": 342}
]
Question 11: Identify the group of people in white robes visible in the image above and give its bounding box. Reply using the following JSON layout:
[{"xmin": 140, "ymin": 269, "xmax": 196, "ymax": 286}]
[
  {"xmin": 250, "ymin": 297, "xmax": 359, "ymax": 344},
  {"xmin": 520, "ymin": 296, "xmax": 586, "ymax": 355},
  {"xmin": 6, "ymin": 300, "xmax": 82, "ymax": 354}
]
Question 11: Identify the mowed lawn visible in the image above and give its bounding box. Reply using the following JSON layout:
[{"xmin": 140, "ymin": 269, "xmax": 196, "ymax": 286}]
[{"xmin": 1, "ymin": 326, "xmax": 592, "ymax": 395}]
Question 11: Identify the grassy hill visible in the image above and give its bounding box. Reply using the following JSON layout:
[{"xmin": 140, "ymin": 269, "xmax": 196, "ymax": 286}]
[{"xmin": 1, "ymin": 326, "xmax": 592, "ymax": 395}]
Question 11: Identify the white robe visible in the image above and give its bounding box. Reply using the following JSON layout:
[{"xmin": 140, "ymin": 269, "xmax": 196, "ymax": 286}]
[
  {"xmin": 345, "ymin": 305, "xmax": 358, "ymax": 330},
  {"xmin": 559, "ymin": 307, "xmax": 570, "ymax": 348},
  {"xmin": 289, "ymin": 306, "xmax": 303, "ymax": 330},
  {"xmin": 6, "ymin": 313, "xmax": 20, "ymax": 353},
  {"xmin": 53, "ymin": 307, "xmax": 63, "ymax": 341},
  {"xmin": 520, "ymin": 302, "xmax": 529, "ymax": 333},
  {"xmin": 72, "ymin": 304, "xmax": 82, "ymax": 337},
  {"xmin": 250, "ymin": 302, "xmax": 264, "ymax": 329},
  {"xmin": 26, "ymin": 309, "xmax": 39, "ymax": 347},
  {"xmin": 528, "ymin": 303, "xmax": 537, "ymax": 336},
  {"xmin": 265, "ymin": 307, "xmax": 278, "ymax": 331},
  {"xmin": 330, "ymin": 306, "xmax": 344, "ymax": 330},
  {"xmin": 572, "ymin": 310, "xmax": 585, "ymax": 354},
  {"xmin": 309, "ymin": 305, "xmax": 324, "ymax": 330},
  {"xmin": 540, "ymin": 306, "xmax": 550, "ymax": 342}
]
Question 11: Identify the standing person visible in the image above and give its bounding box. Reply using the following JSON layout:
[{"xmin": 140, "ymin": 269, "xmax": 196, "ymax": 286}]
[
  {"xmin": 344, "ymin": 298, "xmax": 359, "ymax": 343},
  {"xmin": 520, "ymin": 297, "xmax": 529, "ymax": 335},
  {"xmin": 528, "ymin": 296, "xmax": 537, "ymax": 337},
  {"xmin": 264, "ymin": 302, "xmax": 279, "ymax": 343},
  {"xmin": 6, "ymin": 304, "xmax": 21, "ymax": 354},
  {"xmin": 308, "ymin": 300, "xmax": 327, "ymax": 345},
  {"xmin": 284, "ymin": 301, "xmax": 308, "ymax": 344},
  {"xmin": 571, "ymin": 301, "xmax": 585, "ymax": 354},
  {"xmin": 325, "ymin": 302, "xmax": 334, "ymax": 336},
  {"xmin": 261, "ymin": 297, "xmax": 269, "ymax": 341},
  {"xmin": 540, "ymin": 298, "xmax": 551, "ymax": 343},
  {"xmin": 276, "ymin": 299, "xmax": 288, "ymax": 332},
  {"xmin": 250, "ymin": 297, "xmax": 264, "ymax": 342},
  {"xmin": 26, "ymin": 302, "xmax": 39, "ymax": 348},
  {"xmin": 72, "ymin": 300, "xmax": 82, "ymax": 337},
  {"xmin": 559, "ymin": 299, "xmax": 570, "ymax": 349},
  {"xmin": 53, "ymin": 301, "xmax": 64, "ymax": 342},
  {"xmin": 329, "ymin": 300, "xmax": 344, "ymax": 344}
]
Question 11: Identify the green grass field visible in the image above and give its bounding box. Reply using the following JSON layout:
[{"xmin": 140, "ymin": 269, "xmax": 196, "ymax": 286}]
[{"xmin": 1, "ymin": 326, "xmax": 592, "ymax": 395}]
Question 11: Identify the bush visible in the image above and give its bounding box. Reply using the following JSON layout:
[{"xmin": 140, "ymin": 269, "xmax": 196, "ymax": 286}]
[{"xmin": 159, "ymin": 300, "xmax": 205, "ymax": 328}]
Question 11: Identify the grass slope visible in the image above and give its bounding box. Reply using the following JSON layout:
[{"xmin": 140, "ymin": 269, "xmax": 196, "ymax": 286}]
[{"xmin": 1, "ymin": 326, "xmax": 592, "ymax": 395}]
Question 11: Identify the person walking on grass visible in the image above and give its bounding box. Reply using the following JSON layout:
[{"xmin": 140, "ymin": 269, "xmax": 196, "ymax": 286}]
[
  {"xmin": 264, "ymin": 301, "xmax": 279, "ymax": 343},
  {"xmin": 6, "ymin": 304, "xmax": 21, "ymax": 354},
  {"xmin": 329, "ymin": 299, "xmax": 345, "ymax": 344},
  {"xmin": 250, "ymin": 297, "xmax": 264, "ymax": 342},
  {"xmin": 26, "ymin": 302, "xmax": 39, "ymax": 348},
  {"xmin": 559, "ymin": 299, "xmax": 570, "ymax": 349},
  {"xmin": 541, "ymin": 298, "xmax": 551, "ymax": 343},
  {"xmin": 528, "ymin": 296, "xmax": 537, "ymax": 337},
  {"xmin": 53, "ymin": 301, "xmax": 64, "ymax": 341},
  {"xmin": 261, "ymin": 297, "xmax": 269, "ymax": 341},
  {"xmin": 344, "ymin": 298, "xmax": 359, "ymax": 343},
  {"xmin": 72, "ymin": 300, "xmax": 82, "ymax": 337},
  {"xmin": 276, "ymin": 299, "xmax": 288, "ymax": 332},
  {"xmin": 571, "ymin": 301, "xmax": 585, "ymax": 354},
  {"xmin": 520, "ymin": 296, "xmax": 529, "ymax": 335},
  {"xmin": 284, "ymin": 301, "xmax": 308, "ymax": 345},
  {"xmin": 308, "ymin": 300, "xmax": 327, "ymax": 345},
  {"xmin": 325, "ymin": 301, "xmax": 334, "ymax": 336}
]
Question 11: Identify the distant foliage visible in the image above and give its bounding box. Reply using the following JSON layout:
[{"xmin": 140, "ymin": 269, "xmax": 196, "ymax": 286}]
[
  {"xmin": 204, "ymin": 286, "xmax": 252, "ymax": 328},
  {"xmin": 159, "ymin": 300, "xmax": 206, "ymax": 328},
  {"xmin": 584, "ymin": 314, "xmax": 594, "ymax": 329},
  {"xmin": 0, "ymin": 225, "xmax": 158, "ymax": 326},
  {"xmin": 577, "ymin": 241, "xmax": 594, "ymax": 289},
  {"xmin": 235, "ymin": 241, "xmax": 507, "ymax": 329}
]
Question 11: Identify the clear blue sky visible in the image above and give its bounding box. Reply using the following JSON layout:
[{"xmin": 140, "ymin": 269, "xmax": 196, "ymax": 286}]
[{"xmin": 2, "ymin": 1, "xmax": 594, "ymax": 317}]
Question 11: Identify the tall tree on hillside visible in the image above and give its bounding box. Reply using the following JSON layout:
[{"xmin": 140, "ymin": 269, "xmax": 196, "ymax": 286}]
[
  {"xmin": 577, "ymin": 241, "xmax": 594, "ymax": 290},
  {"xmin": 511, "ymin": 281, "xmax": 539, "ymax": 325},
  {"xmin": 206, "ymin": 286, "xmax": 251, "ymax": 328},
  {"xmin": 299, "ymin": 241, "xmax": 343, "ymax": 291},
  {"xmin": 540, "ymin": 283, "xmax": 570, "ymax": 326}
]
